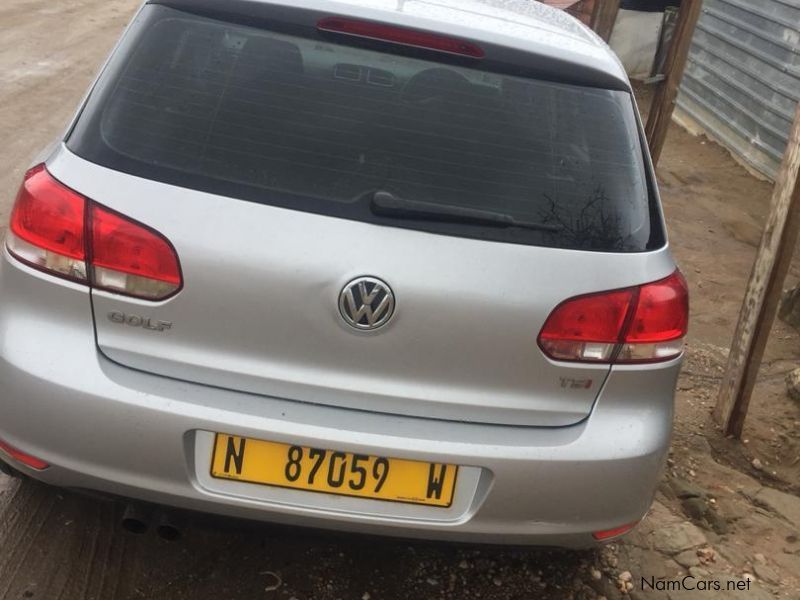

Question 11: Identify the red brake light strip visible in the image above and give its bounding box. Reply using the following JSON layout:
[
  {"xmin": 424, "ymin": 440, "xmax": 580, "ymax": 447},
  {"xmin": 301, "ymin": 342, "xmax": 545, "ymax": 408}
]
[{"xmin": 317, "ymin": 17, "xmax": 485, "ymax": 58}]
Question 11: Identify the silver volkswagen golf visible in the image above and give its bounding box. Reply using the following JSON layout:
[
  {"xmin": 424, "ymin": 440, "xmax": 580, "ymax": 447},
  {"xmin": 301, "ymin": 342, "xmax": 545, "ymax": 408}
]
[{"xmin": 0, "ymin": 0, "xmax": 688, "ymax": 547}]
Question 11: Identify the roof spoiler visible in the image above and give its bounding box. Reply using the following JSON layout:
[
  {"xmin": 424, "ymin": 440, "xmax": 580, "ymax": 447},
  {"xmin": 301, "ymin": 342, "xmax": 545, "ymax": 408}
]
[{"xmin": 147, "ymin": 0, "xmax": 631, "ymax": 92}]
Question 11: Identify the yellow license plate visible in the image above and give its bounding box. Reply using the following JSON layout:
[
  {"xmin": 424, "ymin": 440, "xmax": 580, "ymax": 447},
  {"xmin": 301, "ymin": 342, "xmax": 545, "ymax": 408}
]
[{"xmin": 210, "ymin": 433, "xmax": 458, "ymax": 507}]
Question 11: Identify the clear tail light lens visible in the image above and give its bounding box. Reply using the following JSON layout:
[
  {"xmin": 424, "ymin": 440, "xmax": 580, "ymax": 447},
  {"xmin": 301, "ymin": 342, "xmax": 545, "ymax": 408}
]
[
  {"xmin": 6, "ymin": 166, "xmax": 181, "ymax": 300},
  {"xmin": 538, "ymin": 272, "xmax": 689, "ymax": 365}
]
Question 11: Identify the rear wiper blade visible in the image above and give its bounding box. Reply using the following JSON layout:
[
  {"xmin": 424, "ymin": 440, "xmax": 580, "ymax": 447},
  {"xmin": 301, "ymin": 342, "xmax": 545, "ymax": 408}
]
[{"xmin": 370, "ymin": 191, "xmax": 561, "ymax": 233}]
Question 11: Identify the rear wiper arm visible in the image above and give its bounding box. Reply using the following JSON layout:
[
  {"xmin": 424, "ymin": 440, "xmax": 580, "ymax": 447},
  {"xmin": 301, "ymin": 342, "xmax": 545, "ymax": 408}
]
[{"xmin": 370, "ymin": 191, "xmax": 561, "ymax": 233}]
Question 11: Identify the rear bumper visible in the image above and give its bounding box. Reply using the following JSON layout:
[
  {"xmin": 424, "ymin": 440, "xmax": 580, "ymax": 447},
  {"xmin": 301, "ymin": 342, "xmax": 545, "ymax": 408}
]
[{"xmin": 0, "ymin": 250, "xmax": 678, "ymax": 547}]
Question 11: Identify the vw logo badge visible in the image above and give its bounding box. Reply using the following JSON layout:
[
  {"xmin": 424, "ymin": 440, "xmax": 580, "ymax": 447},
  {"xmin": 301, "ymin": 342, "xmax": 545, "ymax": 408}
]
[{"xmin": 339, "ymin": 277, "xmax": 395, "ymax": 330}]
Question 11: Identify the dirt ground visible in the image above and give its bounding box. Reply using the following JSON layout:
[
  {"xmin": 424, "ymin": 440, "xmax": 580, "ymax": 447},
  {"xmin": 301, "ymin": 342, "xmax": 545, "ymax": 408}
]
[{"xmin": 1, "ymin": 1, "xmax": 800, "ymax": 599}]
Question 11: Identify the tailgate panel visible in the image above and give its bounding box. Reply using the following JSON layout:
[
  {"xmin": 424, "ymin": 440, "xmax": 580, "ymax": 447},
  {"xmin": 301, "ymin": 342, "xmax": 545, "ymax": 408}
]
[{"xmin": 52, "ymin": 151, "xmax": 675, "ymax": 427}]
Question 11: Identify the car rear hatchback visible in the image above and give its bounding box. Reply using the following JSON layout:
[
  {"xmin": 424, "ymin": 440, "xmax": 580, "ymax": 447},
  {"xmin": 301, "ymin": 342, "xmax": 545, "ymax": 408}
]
[{"xmin": 0, "ymin": 0, "xmax": 687, "ymax": 546}]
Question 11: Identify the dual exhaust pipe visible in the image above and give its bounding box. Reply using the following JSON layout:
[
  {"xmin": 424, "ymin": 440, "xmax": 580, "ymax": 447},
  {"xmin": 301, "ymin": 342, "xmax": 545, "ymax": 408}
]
[{"xmin": 121, "ymin": 502, "xmax": 183, "ymax": 541}]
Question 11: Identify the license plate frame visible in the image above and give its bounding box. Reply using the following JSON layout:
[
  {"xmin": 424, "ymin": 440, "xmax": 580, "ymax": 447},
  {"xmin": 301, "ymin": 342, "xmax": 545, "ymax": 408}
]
[{"xmin": 210, "ymin": 433, "xmax": 459, "ymax": 508}]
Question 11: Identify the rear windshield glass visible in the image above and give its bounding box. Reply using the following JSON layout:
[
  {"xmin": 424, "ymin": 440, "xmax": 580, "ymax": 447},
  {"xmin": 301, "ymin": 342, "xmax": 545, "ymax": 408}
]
[{"xmin": 68, "ymin": 6, "xmax": 662, "ymax": 252}]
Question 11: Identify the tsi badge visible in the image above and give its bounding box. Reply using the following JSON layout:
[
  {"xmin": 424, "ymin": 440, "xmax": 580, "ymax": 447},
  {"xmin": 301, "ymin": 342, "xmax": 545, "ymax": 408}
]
[{"xmin": 108, "ymin": 311, "xmax": 173, "ymax": 332}]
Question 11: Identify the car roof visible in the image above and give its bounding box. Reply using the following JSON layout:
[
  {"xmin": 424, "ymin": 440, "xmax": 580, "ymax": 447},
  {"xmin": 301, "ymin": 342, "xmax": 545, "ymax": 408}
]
[{"xmin": 153, "ymin": 0, "xmax": 629, "ymax": 89}]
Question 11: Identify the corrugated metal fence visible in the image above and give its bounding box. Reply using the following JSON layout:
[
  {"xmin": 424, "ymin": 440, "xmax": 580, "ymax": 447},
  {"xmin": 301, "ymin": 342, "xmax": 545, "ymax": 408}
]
[{"xmin": 676, "ymin": 0, "xmax": 800, "ymax": 180}]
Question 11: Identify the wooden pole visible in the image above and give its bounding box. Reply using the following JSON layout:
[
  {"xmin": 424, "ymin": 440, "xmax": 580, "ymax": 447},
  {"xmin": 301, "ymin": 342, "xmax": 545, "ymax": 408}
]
[
  {"xmin": 714, "ymin": 103, "xmax": 800, "ymax": 438},
  {"xmin": 644, "ymin": 0, "xmax": 703, "ymax": 167},
  {"xmin": 590, "ymin": 0, "xmax": 621, "ymax": 42}
]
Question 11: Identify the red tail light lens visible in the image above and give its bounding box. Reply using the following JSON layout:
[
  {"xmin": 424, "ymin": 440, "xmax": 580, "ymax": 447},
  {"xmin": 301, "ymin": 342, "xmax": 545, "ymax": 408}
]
[
  {"xmin": 538, "ymin": 272, "xmax": 688, "ymax": 364},
  {"xmin": 538, "ymin": 289, "xmax": 635, "ymax": 363},
  {"xmin": 90, "ymin": 205, "xmax": 181, "ymax": 299},
  {"xmin": 624, "ymin": 273, "xmax": 689, "ymax": 343},
  {"xmin": 318, "ymin": 17, "xmax": 485, "ymax": 58},
  {"xmin": 617, "ymin": 271, "xmax": 689, "ymax": 363},
  {"xmin": 8, "ymin": 165, "xmax": 87, "ymax": 282},
  {"xmin": 5, "ymin": 166, "xmax": 181, "ymax": 300}
]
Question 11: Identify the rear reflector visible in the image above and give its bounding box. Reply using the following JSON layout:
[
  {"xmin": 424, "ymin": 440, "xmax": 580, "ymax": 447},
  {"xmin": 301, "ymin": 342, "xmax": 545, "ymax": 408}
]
[
  {"xmin": 538, "ymin": 271, "xmax": 689, "ymax": 364},
  {"xmin": 592, "ymin": 521, "xmax": 639, "ymax": 541},
  {"xmin": 6, "ymin": 166, "xmax": 181, "ymax": 300},
  {"xmin": 0, "ymin": 439, "xmax": 49, "ymax": 471},
  {"xmin": 318, "ymin": 17, "xmax": 485, "ymax": 58}
]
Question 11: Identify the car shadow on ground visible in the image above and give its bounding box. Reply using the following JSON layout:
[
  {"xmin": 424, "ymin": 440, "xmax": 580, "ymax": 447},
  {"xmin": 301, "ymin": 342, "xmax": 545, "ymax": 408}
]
[{"xmin": 0, "ymin": 477, "xmax": 601, "ymax": 600}]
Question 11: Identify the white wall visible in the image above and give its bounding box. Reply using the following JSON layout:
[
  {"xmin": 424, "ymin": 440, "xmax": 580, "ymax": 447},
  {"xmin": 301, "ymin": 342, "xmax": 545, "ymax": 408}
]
[{"xmin": 608, "ymin": 9, "xmax": 665, "ymax": 80}]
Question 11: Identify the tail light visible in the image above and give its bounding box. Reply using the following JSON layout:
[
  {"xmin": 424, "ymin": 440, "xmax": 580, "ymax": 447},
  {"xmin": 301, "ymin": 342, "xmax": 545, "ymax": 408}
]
[
  {"xmin": 538, "ymin": 272, "xmax": 688, "ymax": 364},
  {"xmin": 8, "ymin": 165, "xmax": 87, "ymax": 282},
  {"xmin": 318, "ymin": 17, "xmax": 485, "ymax": 58},
  {"xmin": 6, "ymin": 165, "xmax": 181, "ymax": 300}
]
